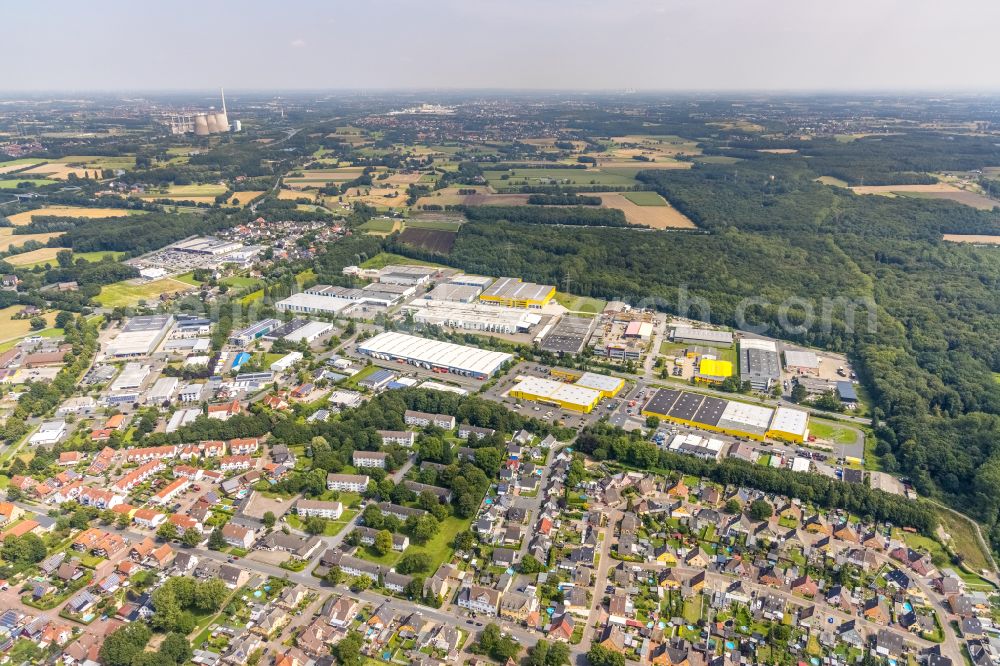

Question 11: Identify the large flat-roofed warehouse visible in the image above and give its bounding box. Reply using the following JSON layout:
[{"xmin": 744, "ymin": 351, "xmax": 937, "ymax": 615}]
[
  {"xmin": 784, "ymin": 349, "xmax": 820, "ymax": 375},
  {"xmin": 740, "ymin": 338, "xmax": 781, "ymax": 391},
  {"xmin": 641, "ymin": 387, "xmax": 802, "ymax": 442},
  {"xmin": 766, "ymin": 406, "xmax": 809, "ymax": 443},
  {"xmin": 377, "ymin": 265, "xmax": 437, "ymax": 286},
  {"xmin": 106, "ymin": 315, "xmax": 174, "ymax": 358},
  {"xmin": 573, "ymin": 372, "xmax": 625, "ymax": 399},
  {"xmin": 407, "ymin": 301, "xmax": 541, "ymax": 335},
  {"xmin": 671, "ymin": 326, "xmax": 733, "ymax": 346},
  {"xmin": 276, "ymin": 293, "xmax": 354, "ymax": 315},
  {"xmin": 421, "ymin": 283, "xmax": 483, "ymax": 304},
  {"xmin": 357, "ymin": 331, "xmax": 512, "ymax": 379},
  {"xmin": 509, "ymin": 376, "xmax": 602, "ymax": 413},
  {"xmin": 172, "ymin": 236, "xmax": 243, "ymax": 256},
  {"xmin": 539, "ymin": 315, "xmax": 594, "ymax": 355},
  {"xmin": 479, "ymin": 277, "xmax": 555, "ymax": 309}
]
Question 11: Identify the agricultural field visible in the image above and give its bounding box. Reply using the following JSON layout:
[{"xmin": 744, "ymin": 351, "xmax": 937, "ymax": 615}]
[
  {"xmin": 0, "ymin": 306, "xmax": 58, "ymax": 343},
  {"xmin": 851, "ymin": 183, "xmax": 997, "ymax": 210},
  {"xmin": 94, "ymin": 278, "xmax": 194, "ymax": 307},
  {"xmin": 756, "ymin": 148, "xmax": 799, "ymax": 154},
  {"xmin": 140, "ymin": 183, "xmax": 227, "ymax": 204},
  {"xmin": 397, "ymin": 227, "xmax": 456, "ymax": 254},
  {"xmin": 623, "ymin": 191, "xmax": 670, "ymax": 206},
  {"xmin": 405, "ymin": 216, "xmax": 463, "ymax": 232},
  {"xmin": 359, "ymin": 252, "xmax": 446, "ymax": 270},
  {"xmin": 10, "ymin": 250, "xmax": 124, "ymax": 271},
  {"xmin": 815, "ymin": 176, "xmax": 849, "ymax": 188},
  {"xmin": 415, "ymin": 186, "xmax": 488, "ymax": 208},
  {"xmin": 358, "ymin": 218, "xmax": 401, "ymax": 236},
  {"xmin": 341, "ymin": 186, "xmax": 408, "ymax": 209},
  {"xmin": 384, "ymin": 172, "xmax": 424, "ymax": 186},
  {"xmin": 283, "ymin": 167, "xmax": 368, "ymax": 186},
  {"xmin": 278, "ymin": 188, "xmax": 319, "ymax": 202},
  {"xmin": 227, "ymin": 191, "xmax": 265, "ymax": 206},
  {"xmin": 0, "ymin": 159, "xmax": 44, "ymax": 175},
  {"xmin": 6, "ymin": 247, "xmax": 69, "ymax": 267},
  {"xmin": 587, "ymin": 134, "xmax": 701, "ymax": 168},
  {"xmin": 599, "ymin": 193, "xmax": 696, "ymax": 229},
  {"xmin": 5, "ymin": 206, "xmax": 146, "ymax": 226},
  {"xmin": 59, "ymin": 155, "xmax": 136, "ymax": 170},
  {"xmin": 0, "ymin": 231, "xmax": 64, "ymax": 253},
  {"xmin": 20, "ymin": 162, "xmax": 92, "ymax": 179},
  {"xmin": 942, "ymin": 234, "xmax": 1000, "ymax": 244},
  {"xmin": 0, "ymin": 178, "xmax": 59, "ymax": 189},
  {"xmin": 483, "ymin": 168, "xmax": 639, "ymax": 189}
]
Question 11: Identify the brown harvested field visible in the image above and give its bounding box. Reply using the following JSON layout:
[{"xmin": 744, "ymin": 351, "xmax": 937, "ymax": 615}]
[
  {"xmin": 816, "ymin": 176, "xmax": 849, "ymax": 188},
  {"xmin": 342, "ymin": 188, "xmax": 408, "ymax": 208},
  {"xmin": 0, "ymin": 233, "xmax": 63, "ymax": 252},
  {"xmin": 942, "ymin": 234, "xmax": 1000, "ymax": 244},
  {"xmin": 398, "ymin": 228, "xmax": 456, "ymax": 254},
  {"xmin": 0, "ymin": 161, "xmax": 43, "ymax": 175},
  {"xmin": 384, "ymin": 173, "xmax": 425, "ymax": 186},
  {"xmin": 284, "ymin": 167, "xmax": 368, "ymax": 186},
  {"xmin": 852, "ymin": 183, "xmax": 997, "ymax": 210},
  {"xmin": 227, "ymin": 191, "xmax": 265, "ymax": 206},
  {"xmin": 599, "ymin": 193, "xmax": 696, "ymax": 229},
  {"xmin": 6, "ymin": 206, "xmax": 142, "ymax": 225},
  {"xmin": 21, "ymin": 162, "xmax": 90, "ymax": 180},
  {"xmin": 464, "ymin": 193, "xmax": 531, "ymax": 205},
  {"xmin": 6, "ymin": 247, "xmax": 67, "ymax": 266},
  {"xmin": 757, "ymin": 148, "xmax": 799, "ymax": 154},
  {"xmin": 278, "ymin": 188, "xmax": 318, "ymax": 202},
  {"xmin": 415, "ymin": 186, "xmax": 485, "ymax": 208}
]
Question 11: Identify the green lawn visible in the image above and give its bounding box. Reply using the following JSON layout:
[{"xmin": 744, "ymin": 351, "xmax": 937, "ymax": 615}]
[
  {"xmin": 95, "ymin": 278, "xmax": 193, "ymax": 307},
  {"xmin": 359, "ymin": 219, "xmax": 397, "ymax": 233},
  {"xmin": 405, "ymin": 218, "xmax": 463, "ymax": 231},
  {"xmin": 175, "ymin": 272, "xmax": 205, "ymax": 286},
  {"xmin": 355, "ymin": 545, "xmax": 404, "ymax": 567},
  {"xmin": 553, "ymin": 291, "xmax": 606, "ymax": 315},
  {"xmin": 286, "ymin": 509, "xmax": 358, "ymax": 537},
  {"xmin": 359, "ymin": 252, "xmax": 447, "ymax": 270},
  {"xmin": 0, "ymin": 179, "xmax": 59, "ymax": 189},
  {"xmin": 221, "ymin": 275, "xmax": 261, "ymax": 289},
  {"xmin": 397, "ymin": 515, "xmax": 472, "ymax": 573},
  {"xmin": 936, "ymin": 509, "xmax": 994, "ymax": 575},
  {"xmin": 483, "ymin": 168, "xmax": 638, "ymax": 188},
  {"xmin": 624, "ymin": 191, "xmax": 668, "ymax": 206},
  {"xmin": 808, "ymin": 419, "xmax": 857, "ymax": 445}
]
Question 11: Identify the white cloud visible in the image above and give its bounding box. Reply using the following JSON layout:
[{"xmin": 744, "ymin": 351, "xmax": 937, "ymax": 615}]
[{"xmin": 290, "ymin": 38, "xmax": 306, "ymax": 48}]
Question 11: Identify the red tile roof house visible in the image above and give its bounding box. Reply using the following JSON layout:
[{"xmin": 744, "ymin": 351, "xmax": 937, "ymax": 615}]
[{"xmin": 207, "ymin": 400, "xmax": 242, "ymax": 420}]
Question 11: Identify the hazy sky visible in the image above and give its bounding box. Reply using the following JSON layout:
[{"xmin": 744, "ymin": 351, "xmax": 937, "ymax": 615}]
[{"xmin": 7, "ymin": 0, "xmax": 1000, "ymax": 92}]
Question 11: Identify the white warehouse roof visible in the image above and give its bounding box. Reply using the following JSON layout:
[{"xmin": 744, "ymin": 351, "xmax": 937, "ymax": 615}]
[
  {"xmin": 769, "ymin": 406, "xmax": 810, "ymax": 438},
  {"xmin": 719, "ymin": 400, "xmax": 774, "ymax": 434},
  {"xmin": 672, "ymin": 326, "xmax": 733, "ymax": 345},
  {"xmin": 358, "ymin": 332, "xmax": 512, "ymax": 378},
  {"xmin": 574, "ymin": 372, "xmax": 624, "ymax": 394},
  {"xmin": 739, "ymin": 337, "xmax": 778, "ymax": 352},
  {"xmin": 284, "ymin": 321, "xmax": 334, "ymax": 343},
  {"xmin": 784, "ymin": 350, "xmax": 820, "ymax": 369},
  {"xmin": 276, "ymin": 293, "xmax": 354, "ymax": 314},
  {"xmin": 510, "ymin": 376, "xmax": 601, "ymax": 408}
]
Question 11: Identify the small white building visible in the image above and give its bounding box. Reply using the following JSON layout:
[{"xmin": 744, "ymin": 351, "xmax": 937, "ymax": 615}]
[
  {"xmin": 270, "ymin": 351, "xmax": 303, "ymax": 373},
  {"xmin": 30, "ymin": 420, "xmax": 67, "ymax": 446}
]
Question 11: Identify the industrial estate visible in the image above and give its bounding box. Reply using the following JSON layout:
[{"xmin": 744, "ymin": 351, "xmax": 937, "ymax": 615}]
[{"xmin": 0, "ymin": 79, "xmax": 997, "ymax": 666}]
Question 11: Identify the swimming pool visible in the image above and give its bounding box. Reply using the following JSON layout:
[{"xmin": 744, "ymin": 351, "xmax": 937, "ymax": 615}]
[{"xmin": 903, "ymin": 602, "xmax": 913, "ymax": 612}]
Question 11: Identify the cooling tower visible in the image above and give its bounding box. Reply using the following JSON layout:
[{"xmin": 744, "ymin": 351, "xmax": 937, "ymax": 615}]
[
  {"xmin": 193, "ymin": 114, "xmax": 210, "ymax": 136},
  {"xmin": 206, "ymin": 113, "xmax": 220, "ymax": 133},
  {"xmin": 214, "ymin": 112, "xmax": 230, "ymax": 132}
]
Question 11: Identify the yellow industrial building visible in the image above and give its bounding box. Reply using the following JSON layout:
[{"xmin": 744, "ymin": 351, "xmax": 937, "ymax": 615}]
[
  {"xmin": 573, "ymin": 371, "xmax": 625, "ymax": 399},
  {"xmin": 479, "ymin": 277, "xmax": 555, "ymax": 309},
  {"xmin": 509, "ymin": 376, "xmax": 601, "ymax": 413},
  {"xmin": 695, "ymin": 358, "xmax": 733, "ymax": 385}
]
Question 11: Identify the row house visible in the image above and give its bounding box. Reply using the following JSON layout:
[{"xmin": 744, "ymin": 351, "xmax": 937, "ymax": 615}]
[
  {"xmin": 112, "ymin": 460, "xmax": 164, "ymax": 493},
  {"xmin": 151, "ymin": 478, "xmax": 189, "ymax": 505},
  {"xmin": 220, "ymin": 455, "xmax": 252, "ymax": 472},
  {"xmin": 133, "ymin": 508, "xmax": 166, "ymax": 529},
  {"xmin": 404, "ymin": 410, "xmax": 456, "ymax": 430},
  {"xmin": 124, "ymin": 445, "xmax": 178, "ymax": 464},
  {"xmin": 77, "ymin": 487, "xmax": 123, "ymax": 510},
  {"xmin": 353, "ymin": 450, "xmax": 388, "ymax": 469},
  {"xmin": 173, "ymin": 465, "xmax": 203, "ymax": 481},
  {"xmin": 229, "ymin": 437, "xmax": 259, "ymax": 455}
]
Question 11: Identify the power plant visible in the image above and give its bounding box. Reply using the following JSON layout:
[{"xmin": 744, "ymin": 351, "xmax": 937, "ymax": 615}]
[{"xmin": 166, "ymin": 89, "xmax": 235, "ymax": 135}]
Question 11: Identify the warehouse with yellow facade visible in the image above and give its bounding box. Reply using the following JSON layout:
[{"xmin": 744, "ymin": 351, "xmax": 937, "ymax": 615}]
[
  {"xmin": 510, "ymin": 376, "xmax": 601, "ymax": 413},
  {"xmin": 479, "ymin": 277, "xmax": 555, "ymax": 309},
  {"xmin": 641, "ymin": 388, "xmax": 809, "ymax": 443}
]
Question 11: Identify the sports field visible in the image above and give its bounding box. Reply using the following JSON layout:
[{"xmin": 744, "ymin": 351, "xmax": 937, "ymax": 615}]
[
  {"xmin": 6, "ymin": 206, "xmax": 145, "ymax": 226},
  {"xmin": 95, "ymin": 278, "xmax": 194, "ymax": 307}
]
